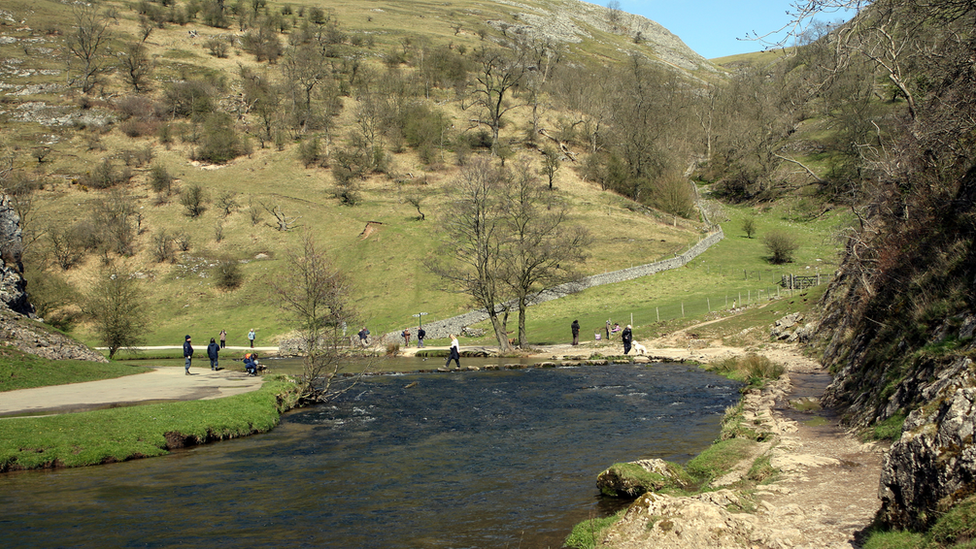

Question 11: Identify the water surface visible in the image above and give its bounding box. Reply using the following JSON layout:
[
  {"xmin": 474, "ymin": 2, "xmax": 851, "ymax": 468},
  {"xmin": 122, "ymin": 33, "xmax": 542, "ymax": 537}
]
[{"xmin": 0, "ymin": 363, "xmax": 740, "ymax": 548}]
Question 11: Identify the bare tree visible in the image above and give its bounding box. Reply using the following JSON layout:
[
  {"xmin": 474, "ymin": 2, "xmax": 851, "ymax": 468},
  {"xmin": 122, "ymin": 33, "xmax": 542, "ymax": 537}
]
[
  {"xmin": 84, "ymin": 266, "xmax": 148, "ymax": 359},
  {"xmin": 427, "ymin": 157, "xmax": 514, "ymax": 351},
  {"xmin": 66, "ymin": 2, "xmax": 112, "ymax": 94},
  {"xmin": 119, "ymin": 42, "xmax": 153, "ymax": 93},
  {"xmin": 540, "ymin": 145, "xmax": 560, "ymax": 190},
  {"xmin": 501, "ymin": 157, "xmax": 590, "ymax": 346},
  {"xmin": 430, "ymin": 156, "xmax": 591, "ymax": 349},
  {"xmin": 271, "ymin": 230, "xmax": 361, "ymax": 402},
  {"xmin": 263, "ymin": 201, "xmax": 302, "ymax": 231},
  {"xmin": 465, "ymin": 47, "xmax": 527, "ymax": 156}
]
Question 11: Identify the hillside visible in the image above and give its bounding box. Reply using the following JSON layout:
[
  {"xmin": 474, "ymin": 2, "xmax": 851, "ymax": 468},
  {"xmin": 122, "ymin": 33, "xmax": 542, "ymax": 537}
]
[{"xmin": 0, "ymin": 0, "xmax": 723, "ymax": 347}]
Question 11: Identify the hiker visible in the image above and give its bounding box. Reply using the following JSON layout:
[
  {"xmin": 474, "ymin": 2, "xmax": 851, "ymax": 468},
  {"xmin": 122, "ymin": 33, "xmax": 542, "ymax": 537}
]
[
  {"xmin": 621, "ymin": 325, "xmax": 633, "ymax": 355},
  {"xmin": 402, "ymin": 328, "xmax": 411, "ymax": 347},
  {"xmin": 207, "ymin": 338, "xmax": 219, "ymax": 370},
  {"xmin": 358, "ymin": 327, "xmax": 370, "ymax": 347},
  {"xmin": 183, "ymin": 335, "xmax": 193, "ymax": 375},
  {"xmin": 248, "ymin": 328, "xmax": 257, "ymax": 348},
  {"xmin": 243, "ymin": 353, "xmax": 258, "ymax": 376},
  {"xmin": 417, "ymin": 327, "xmax": 426, "ymax": 347},
  {"xmin": 571, "ymin": 319, "xmax": 580, "ymax": 345},
  {"xmin": 219, "ymin": 329, "xmax": 227, "ymax": 349},
  {"xmin": 445, "ymin": 334, "xmax": 461, "ymax": 370}
]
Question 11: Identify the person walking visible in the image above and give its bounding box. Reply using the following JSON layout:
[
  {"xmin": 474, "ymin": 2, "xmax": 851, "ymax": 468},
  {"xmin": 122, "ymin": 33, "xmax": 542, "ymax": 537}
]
[
  {"xmin": 621, "ymin": 325, "xmax": 633, "ymax": 355},
  {"xmin": 402, "ymin": 328, "xmax": 411, "ymax": 347},
  {"xmin": 358, "ymin": 327, "xmax": 370, "ymax": 348},
  {"xmin": 248, "ymin": 328, "xmax": 257, "ymax": 348},
  {"xmin": 219, "ymin": 329, "xmax": 227, "ymax": 349},
  {"xmin": 571, "ymin": 319, "xmax": 580, "ymax": 346},
  {"xmin": 183, "ymin": 335, "xmax": 194, "ymax": 375},
  {"xmin": 445, "ymin": 334, "xmax": 461, "ymax": 370},
  {"xmin": 417, "ymin": 327, "xmax": 426, "ymax": 348},
  {"xmin": 605, "ymin": 320, "xmax": 611, "ymax": 340},
  {"xmin": 207, "ymin": 337, "xmax": 220, "ymax": 370}
]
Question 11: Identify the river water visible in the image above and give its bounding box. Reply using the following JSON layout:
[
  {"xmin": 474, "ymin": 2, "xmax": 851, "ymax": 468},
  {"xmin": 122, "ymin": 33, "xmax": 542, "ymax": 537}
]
[{"xmin": 0, "ymin": 363, "xmax": 740, "ymax": 548}]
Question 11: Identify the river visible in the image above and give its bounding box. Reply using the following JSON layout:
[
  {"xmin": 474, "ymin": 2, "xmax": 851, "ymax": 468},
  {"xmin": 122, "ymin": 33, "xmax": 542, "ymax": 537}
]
[{"xmin": 0, "ymin": 362, "xmax": 740, "ymax": 548}]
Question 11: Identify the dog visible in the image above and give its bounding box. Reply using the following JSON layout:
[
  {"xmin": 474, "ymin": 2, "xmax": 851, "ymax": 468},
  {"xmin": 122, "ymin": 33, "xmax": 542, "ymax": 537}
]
[{"xmin": 633, "ymin": 342, "xmax": 647, "ymax": 355}]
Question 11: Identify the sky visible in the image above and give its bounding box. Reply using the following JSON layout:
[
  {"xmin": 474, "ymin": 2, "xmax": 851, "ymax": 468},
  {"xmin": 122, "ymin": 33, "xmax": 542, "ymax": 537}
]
[{"xmin": 615, "ymin": 0, "xmax": 858, "ymax": 59}]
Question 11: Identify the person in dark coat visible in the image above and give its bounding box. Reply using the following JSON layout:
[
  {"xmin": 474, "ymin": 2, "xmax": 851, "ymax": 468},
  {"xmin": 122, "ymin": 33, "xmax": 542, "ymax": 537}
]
[
  {"xmin": 621, "ymin": 325, "xmax": 633, "ymax": 355},
  {"xmin": 207, "ymin": 338, "xmax": 220, "ymax": 370},
  {"xmin": 183, "ymin": 335, "xmax": 193, "ymax": 375},
  {"xmin": 445, "ymin": 334, "xmax": 461, "ymax": 370},
  {"xmin": 417, "ymin": 327, "xmax": 426, "ymax": 348},
  {"xmin": 571, "ymin": 320, "xmax": 580, "ymax": 345}
]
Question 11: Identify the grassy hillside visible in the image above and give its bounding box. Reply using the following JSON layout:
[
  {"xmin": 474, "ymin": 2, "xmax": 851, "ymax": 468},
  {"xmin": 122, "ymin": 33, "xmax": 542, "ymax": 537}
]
[{"xmin": 0, "ymin": 0, "xmax": 725, "ymax": 347}]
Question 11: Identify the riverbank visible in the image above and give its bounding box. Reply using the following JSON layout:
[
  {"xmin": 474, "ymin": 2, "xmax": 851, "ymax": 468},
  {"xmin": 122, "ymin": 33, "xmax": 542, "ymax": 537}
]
[
  {"xmin": 0, "ymin": 375, "xmax": 301, "ymax": 471},
  {"xmin": 577, "ymin": 347, "xmax": 885, "ymax": 549}
]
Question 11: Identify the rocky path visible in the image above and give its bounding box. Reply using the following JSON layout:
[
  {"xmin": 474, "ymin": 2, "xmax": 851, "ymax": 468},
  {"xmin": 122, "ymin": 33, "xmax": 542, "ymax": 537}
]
[{"xmin": 596, "ymin": 345, "xmax": 885, "ymax": 548}]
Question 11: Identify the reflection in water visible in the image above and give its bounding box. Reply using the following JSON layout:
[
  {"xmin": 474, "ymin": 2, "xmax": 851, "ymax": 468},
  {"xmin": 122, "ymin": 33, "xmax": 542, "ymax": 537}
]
[{"xmin": 0, "ymin": 363, "xmax": 740, "ymax": 548}]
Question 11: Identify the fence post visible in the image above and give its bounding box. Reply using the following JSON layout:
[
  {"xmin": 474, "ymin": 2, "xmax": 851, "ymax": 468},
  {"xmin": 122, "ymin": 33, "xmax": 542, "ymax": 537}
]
[
  {"xmin": 707, "ymin": 297, "xmax": 711, "ymax": 312},
  {"xmin": 681, "ymin": 303, "xmax": 685, "ymax": 317},
  {"xmin": 656, "ymin": 307, "xmax": 659, "ymax": 322}
]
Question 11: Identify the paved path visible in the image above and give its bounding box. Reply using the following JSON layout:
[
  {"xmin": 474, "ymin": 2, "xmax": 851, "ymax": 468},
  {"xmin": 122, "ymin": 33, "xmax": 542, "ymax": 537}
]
[{"xmin": 0, "ymin": 367, "xmax": 264, "ymax": 418}]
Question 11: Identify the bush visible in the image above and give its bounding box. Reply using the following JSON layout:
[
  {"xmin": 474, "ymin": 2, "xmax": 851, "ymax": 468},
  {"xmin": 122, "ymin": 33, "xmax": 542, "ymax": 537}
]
[
  {"xmin": 214, "ymin": 258, "xmax": 243, "ymax": 289},
  {"xmin": 763, "ymin": 230, "xmax": 799, "ymax": 264},
  {"xmin": 194, "ymin": 113, "xmax": 247, "ymax": 164},
  {"xmin": 148, "ymin": 164, "xmax": 173, "ymax": 194},
  {"xmin": 180, "ymin": 184, "xmax": 208, "ymax": 218},
  {"xmin": 151, "ymin": 230, "xmax": 173, "ymax": 262}
]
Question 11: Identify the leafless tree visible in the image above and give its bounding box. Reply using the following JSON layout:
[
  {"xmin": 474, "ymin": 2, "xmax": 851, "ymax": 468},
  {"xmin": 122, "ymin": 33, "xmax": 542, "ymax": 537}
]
[
  {"xmin": 427, "ymin": 157, "xmax": 514, "ymax": 351},
  {"xmin": 66, "ymin": 2, "xmax": 112, "ymax": 94},
  {"xmin": 263, "ymin": 201, "xmax": 302, "ymax": 231},
  {"xmin": 119, "ymin": 42, "xmax": 153, "ymax": 93},
  {"xmin": 465, "ymin": 47, "xmax": 527, "ymax": 156},
  {"xmin": 271, "ymin": 230, "xmax": 362, "ymax": 402},
  {"xmin": 501, "ymin": 157, "xmax": 590, "ymax": 346}
]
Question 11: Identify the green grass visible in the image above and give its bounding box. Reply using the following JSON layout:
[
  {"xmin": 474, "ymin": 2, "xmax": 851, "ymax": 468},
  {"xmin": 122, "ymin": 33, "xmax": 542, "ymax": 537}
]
[
  {"xmin": 0, "ymin": 347, "xmax": 147, "ymax": 392},
  {"xmin": 868, "ymin": 412, "xmax": 907, "ymax": 442},
  {"xmin": 0, "ymin": 376, "xmax": 300, "ymax": 470},
  {"xmin": 565, "ymin": 509, "xmax": 627, "ymax": 549}
]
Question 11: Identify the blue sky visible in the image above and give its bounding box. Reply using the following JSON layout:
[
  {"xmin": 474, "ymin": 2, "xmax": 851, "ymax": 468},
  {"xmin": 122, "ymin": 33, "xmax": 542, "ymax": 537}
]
[{"xmin": 615, "ymin": 1, "xmax": 857, "ymax": 59}]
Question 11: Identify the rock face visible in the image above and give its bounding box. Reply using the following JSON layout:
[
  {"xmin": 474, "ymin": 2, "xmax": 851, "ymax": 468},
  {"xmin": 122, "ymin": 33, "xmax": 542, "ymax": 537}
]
[
  {"xmin": 0, "ymin": 196, "xmax": 32, "ymax": 316},
  {"xmin": 877, "ymin": 357, "xmax": 976, "ymax": 529},
  {"xmin": 0, "ymin": 194, "xmax": 105, "ymax": 362}
]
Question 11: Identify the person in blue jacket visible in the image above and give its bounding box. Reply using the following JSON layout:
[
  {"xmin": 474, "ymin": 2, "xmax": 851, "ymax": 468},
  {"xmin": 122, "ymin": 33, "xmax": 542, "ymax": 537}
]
[
  {"xmin": 243, "ymin": 353, "xmax": 258, "ymax": 376},
  {"xmin": 207, "ymin": 338, "xmax": 220, "ymax": 370},
  {"xmin": 183, "ymin": 335, "xmax": 193, "ymax": 375}
]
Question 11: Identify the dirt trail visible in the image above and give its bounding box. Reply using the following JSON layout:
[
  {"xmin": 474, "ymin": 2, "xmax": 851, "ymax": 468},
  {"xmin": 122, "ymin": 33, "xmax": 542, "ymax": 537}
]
[{"xmin": 572, "ymin": 311, "xmax": 886, "ymax": 548}]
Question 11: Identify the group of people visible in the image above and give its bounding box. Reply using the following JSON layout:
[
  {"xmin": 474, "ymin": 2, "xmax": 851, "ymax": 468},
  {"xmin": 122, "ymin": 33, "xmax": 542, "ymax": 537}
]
[
  {"xmin": 182, "ymin": 328, "xmax": 262, "ymax": 376},
  {"xmin": 570, "ymin": 320, "xmax": 635, "ymax": 354}
]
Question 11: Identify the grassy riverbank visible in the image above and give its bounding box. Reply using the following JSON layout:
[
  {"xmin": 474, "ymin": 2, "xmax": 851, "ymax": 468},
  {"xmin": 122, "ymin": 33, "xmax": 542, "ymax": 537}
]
[
  {"xmin": 0, "ymin": 375, "xmax": 300, "ymax": 471},
  {"xmin": 0, "ymin": 347, "xmax": 147, "ymax": 391}
]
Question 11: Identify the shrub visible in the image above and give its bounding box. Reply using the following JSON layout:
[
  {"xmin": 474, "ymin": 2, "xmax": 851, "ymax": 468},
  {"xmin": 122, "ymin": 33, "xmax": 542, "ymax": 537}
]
[
  {"xmin": 180, "ymin": 184, "xmax": 208, "ymax": 218},
  {"xmin": 214, "ymin": 258, "xmax": 243, "ymax": 289},
  {"xmin": 194, "ymin": 113, "xmax": 246, "ymax": 164},
  {"xmin": 151, "ymin": 230, "xmax": 173, "ymax": 262},
  {"xmin": 148, "ymin": 164, "xmax": 173, "ymax": 194},
  {"xmin": 763, "ymin": 230, "xmax": 799, "ymax": 264}
]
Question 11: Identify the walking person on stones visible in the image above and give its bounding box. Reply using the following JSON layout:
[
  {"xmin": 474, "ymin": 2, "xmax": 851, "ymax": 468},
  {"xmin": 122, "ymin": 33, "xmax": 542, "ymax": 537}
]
[
  {"xmin": 207, "ymin": 337, "xmax": 220, "ymax": 371},
  {"xmin": 183, "ymin": 335, "xmax": 194, "ymax": 375},
  {"xmin": 445, "ymin": 334, "xmax": 461, "ymax": 370},
  {"xmin": 621, "ymin": 324, "xmax": 633, "ymax": 355},
  {"xmin": 571, "ymin": 319, "xmax": 580, "ymax": 346}
]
